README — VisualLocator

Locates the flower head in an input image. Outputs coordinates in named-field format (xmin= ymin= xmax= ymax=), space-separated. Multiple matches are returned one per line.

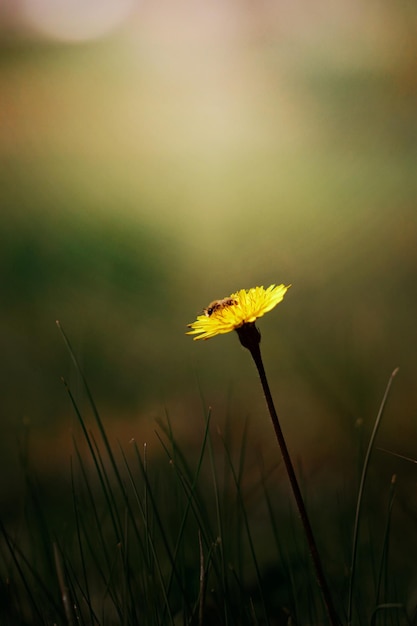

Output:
xmin=187 ymin=284 xmax=290 ymax=341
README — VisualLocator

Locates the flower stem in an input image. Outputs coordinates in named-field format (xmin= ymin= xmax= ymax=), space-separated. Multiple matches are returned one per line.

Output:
xmin=248 ymin=341 xmax=340 ymax=626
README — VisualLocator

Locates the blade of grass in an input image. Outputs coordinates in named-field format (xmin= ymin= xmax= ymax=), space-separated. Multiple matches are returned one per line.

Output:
xmin=71 ymin=436 xmax=114 ymax=583
xmin=62 ymin=549 xmax=101 ymax=626
xmin=197 ymin=528 xmax=206 ymax=626
xmin=53 ymin=541 xmax=76 ymax=626
xmin=63 ymin=373 xmax=146 ymax=621
xmin=220 ymin=414 xmax=250 ymax=585
xmin=259 ymin=465 xmax=299 ymax=623
xmin=204 ymin=409 xmax=231 ymax=626
xmin=57 ymin=323 xmax=136 ymax=540
xmin=375 ymin=474 xmax=397 ymax=606
xmin=370 ymin=603 xmax=411 ymax=626
xmin=70 ymin=457 xmax=97 ymax=625
xmin=219 ymin=430 xmax=270 ymax=626
xmin=347 ymin=367 xmax=399 ymax=626
xmin=0 ymin=521 xmax=65 ymax=622
xmin=59 ymin=323 xmax=153 ymax=621
xmin=118 ymin=443 xmax=170 ymax=626
xmin=155 ymin=409 xmax=217 ymax=606
xmin=192 ymin=381 xmax=233 ymax=625
xmin=156 ymin=411 xmax=203 ymax=491
xmin=71 ymin=435 xmax=125 ymax=621
xmin=0 ymin=521 xmax=46 ymax=623
xmin=122 ymin=440 xmax=178 ymax=626
xmin=62 ymin=377 xmax=123 ymax=544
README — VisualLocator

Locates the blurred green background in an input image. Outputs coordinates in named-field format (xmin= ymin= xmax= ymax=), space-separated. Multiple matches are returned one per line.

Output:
xmin=1 ymin=1 xmax=416 ymax=526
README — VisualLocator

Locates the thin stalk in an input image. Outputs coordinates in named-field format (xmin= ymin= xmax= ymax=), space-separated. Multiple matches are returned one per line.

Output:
xmin=376 ymin=474 xmax=397 ymax=605
xmin=198 ymin=529 xmax=206 ymax=626
xmin=205 ymin=411 xmax=230 ymax=626
xmin=53 ymin=542 xmax=76 ymax=626
xmin=240 ymin=329 xmax=340 ymax=626
xmin=347 ymin=367 xmax=399 ymax=626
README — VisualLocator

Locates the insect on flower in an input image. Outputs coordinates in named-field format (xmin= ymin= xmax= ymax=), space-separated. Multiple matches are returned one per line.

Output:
xmin=204 ymin=298 xmax=238 ymax=317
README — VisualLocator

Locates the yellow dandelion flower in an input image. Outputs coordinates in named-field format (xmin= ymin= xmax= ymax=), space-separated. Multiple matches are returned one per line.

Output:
xmin=187 ymin=284 xmax=291 ymax=341
xmin=186 ymin=283 xmax=340 ymax=625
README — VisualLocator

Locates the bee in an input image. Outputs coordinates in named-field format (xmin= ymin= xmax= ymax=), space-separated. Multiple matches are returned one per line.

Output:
xmin=204 ymin=297 xmax=238 ymax=317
